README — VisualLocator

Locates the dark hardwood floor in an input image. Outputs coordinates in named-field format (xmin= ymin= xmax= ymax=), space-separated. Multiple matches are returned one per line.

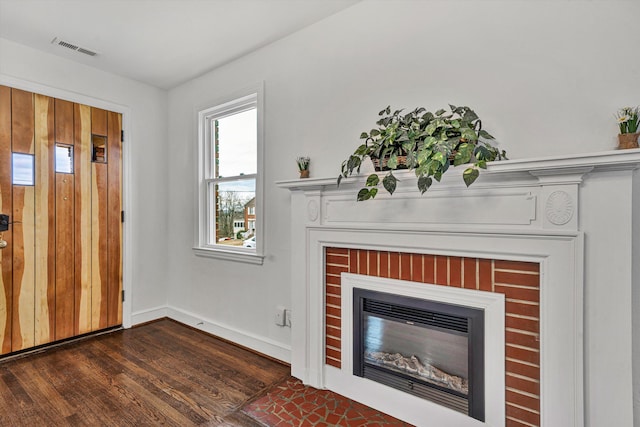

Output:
xmin=0 ymin=319 xmax=290 ymax=426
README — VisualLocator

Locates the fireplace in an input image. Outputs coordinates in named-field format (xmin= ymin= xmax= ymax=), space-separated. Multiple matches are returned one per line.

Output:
xmin=278 ymin=151 xmax=640 ymax=426
xmin=352 ymin=288 xmax=485 ymax=420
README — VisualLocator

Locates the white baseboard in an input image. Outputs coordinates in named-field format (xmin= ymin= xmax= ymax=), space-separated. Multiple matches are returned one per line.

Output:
xmin=131 ymin=306 xmax=168 ymax=325
xmin=130 ymin=305 xmax=291 ymax=364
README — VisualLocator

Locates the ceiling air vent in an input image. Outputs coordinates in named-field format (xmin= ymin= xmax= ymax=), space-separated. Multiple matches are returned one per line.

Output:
xmin=51 ymin=37 xmax=98 ymax=57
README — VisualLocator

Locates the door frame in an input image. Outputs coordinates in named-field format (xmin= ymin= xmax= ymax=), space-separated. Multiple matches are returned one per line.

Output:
xmin=0 ymin=73 xmax=132 ymax=329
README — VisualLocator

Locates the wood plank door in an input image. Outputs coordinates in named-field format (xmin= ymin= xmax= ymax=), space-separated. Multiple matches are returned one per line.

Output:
xmin=0 ymin=86 xmax=122 ymax=355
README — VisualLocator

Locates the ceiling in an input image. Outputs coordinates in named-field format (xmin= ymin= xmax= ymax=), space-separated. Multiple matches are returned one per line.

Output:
xmin=0 ymin=0 xmax=359 ymax=89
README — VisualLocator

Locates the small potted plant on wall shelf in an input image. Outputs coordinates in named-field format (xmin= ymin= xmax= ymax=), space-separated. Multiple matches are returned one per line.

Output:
xmin=337 ymin=105 xmax=507 ymax=201
xmin=616 ymin=107 xmax=639 ymax=149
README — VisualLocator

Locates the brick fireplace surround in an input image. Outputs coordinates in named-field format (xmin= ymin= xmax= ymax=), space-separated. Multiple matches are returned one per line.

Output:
xmin=325 ymin=248 xmax=540 ymax=426
xmin=278 ymin=150 xmax=640 ymax=427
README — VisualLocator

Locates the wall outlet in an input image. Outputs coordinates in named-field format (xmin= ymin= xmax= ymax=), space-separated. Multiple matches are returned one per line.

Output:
xmin=285 ymin=309 xmax=292 ymax=327
xmin=275 ymin=305 xmax=287 ymax=326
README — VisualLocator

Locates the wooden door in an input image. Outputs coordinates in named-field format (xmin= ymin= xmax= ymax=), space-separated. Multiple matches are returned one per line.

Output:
xmin=0 ymin=86 xmax=122 ymax=354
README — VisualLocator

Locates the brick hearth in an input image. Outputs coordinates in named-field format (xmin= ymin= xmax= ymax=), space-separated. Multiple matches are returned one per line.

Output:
xmin=325 ymin=247 xmax=540 ymax=427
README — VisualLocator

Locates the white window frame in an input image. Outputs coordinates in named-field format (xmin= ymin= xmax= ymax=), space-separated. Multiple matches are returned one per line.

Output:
xmin=194 ymin=83 xmax=264 ymax=264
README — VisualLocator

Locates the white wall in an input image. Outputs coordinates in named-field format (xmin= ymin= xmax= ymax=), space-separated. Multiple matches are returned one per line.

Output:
xmin=0 ymin=37 xmax=170 ymax=320
xmin=167 ymin=0 xmax=640 ymax=424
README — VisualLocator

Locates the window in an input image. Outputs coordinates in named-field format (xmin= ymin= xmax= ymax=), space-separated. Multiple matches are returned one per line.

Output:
xmin=195 ymin=85 xmax=264 ymax=264
xmin=12 ymin=153 xmax=34 ymax=185
xmin=55 ymin=144 xmax=74 ymax=173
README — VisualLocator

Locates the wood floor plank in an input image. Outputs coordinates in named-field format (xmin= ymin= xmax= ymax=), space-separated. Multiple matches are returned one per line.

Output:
xmin=0 ymin=319 xmax=290 ymax=426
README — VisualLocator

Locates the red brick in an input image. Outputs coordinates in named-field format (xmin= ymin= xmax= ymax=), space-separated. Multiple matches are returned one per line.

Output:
xmin=326 ymin=336 xmax=341 ymax=349
xmin=463 ymin=258 xmax=477 ymax=289
xmin=495 ymin=260 xmax=540 ymax=273
xmin=411 ymin=254 xmax=423 ymax=282
xmin=326 ymin=283 xmax=341 ymax=297
xmin=326 ymin=253 xmax=350 ymax=266
xmin=326 ymin=272 xmax=342 ymax=285
xmin=435 ymin=256 xmax=448 ymax=285
xmin=506 ymin=390 xmax=540 ymax=412
xmin=506 ymin=359 xmax=539 ymax=381
xmin=325 ymin=346 xmax=341 ymax=361
xmin=326 ymin=295 xmax=341 ymax=307
xmin=506 ymin=301 xmax=539 ymax=318
xmin=389 ymin=252 xmax=400 ymax=279
xmin=369 ymin=251 xmax=379 ymax=276
xmin=326 ymin=324 xmax=340 ymax=339
xmin=495 ymin=285 xmax=539 ymax=303
xmin=400 ymin=253 xmax=411 ymax=281
xmin=349 ymin=249 xmax=358 ymax=273
xmin=506 ymin=330 xmax=539 ymax=350
xmin=495 ymin=271 xmax=540 ymax=288
xmin=506 ymin=316 xmax=539 ymax=335
xmin=326 ymin=264 xmax=348 ymax=277
xmin=506 ymin=345 xmax=540 ymax=365
xmin=326 ymin=315 xmax=341 ymax=328
xmin=506 ymin=403 xmax=540 ymax=426
xmin=379 ymin=251 xmax=389 ymax=278
xmin=326 ymin=305 xmax=341 ymax=318
xmin=479 ymin=258 xmax=493 ymax=291
xmin=327 ymin=247 xmax=348 ymax=256
xmin=423 ymin=254 xmax=435 ymax=283
xmin=358 ymin=250 xmax=368 ymax=275
xmin=506 ymin=374 xmax=540 ymax=396
xmin=450 ymin=257 xmax=462 ymax=287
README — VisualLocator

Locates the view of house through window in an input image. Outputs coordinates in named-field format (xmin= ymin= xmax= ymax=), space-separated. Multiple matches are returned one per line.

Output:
xmin=210 ymin=105 xmax=257 ymax=248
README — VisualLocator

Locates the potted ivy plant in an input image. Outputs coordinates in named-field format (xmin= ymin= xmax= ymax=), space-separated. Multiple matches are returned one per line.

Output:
xmin=338 ymin=105 xmax=507 ymax=201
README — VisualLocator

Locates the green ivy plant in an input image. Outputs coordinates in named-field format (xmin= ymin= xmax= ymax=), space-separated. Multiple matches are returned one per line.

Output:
xmin=338 ymin=105 xmax=507 ymax=201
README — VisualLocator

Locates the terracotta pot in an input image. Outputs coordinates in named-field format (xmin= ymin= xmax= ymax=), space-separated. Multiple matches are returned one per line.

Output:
xmin=371 ymin=156 xmax=408 ymax=171
xmin=299 ymin=169 xmax=310 ymax=179
xmin=618 ymin=133 xmax=639 ymax=149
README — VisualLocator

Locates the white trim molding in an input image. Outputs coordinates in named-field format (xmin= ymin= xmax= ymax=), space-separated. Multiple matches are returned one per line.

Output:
xmin=194 ymin=82 xmax=265 ymax=265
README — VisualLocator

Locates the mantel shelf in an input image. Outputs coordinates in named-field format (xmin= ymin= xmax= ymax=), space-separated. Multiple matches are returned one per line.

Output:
xmin=276 ymin=148 xmax=640 ymax=191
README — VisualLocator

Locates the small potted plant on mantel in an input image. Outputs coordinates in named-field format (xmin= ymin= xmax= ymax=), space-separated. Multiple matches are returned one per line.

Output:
xmin=296 ymin=156 xmax=310 ymax=178
xmin=616 ymin=107 xmax=639 ymax=149
xmin=337 ymin=105 xmax=507 ymax=201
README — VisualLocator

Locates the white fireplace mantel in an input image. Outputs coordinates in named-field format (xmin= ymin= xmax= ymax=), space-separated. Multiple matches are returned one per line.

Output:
xmin=277 ymin=149 xmax=640 ymax=427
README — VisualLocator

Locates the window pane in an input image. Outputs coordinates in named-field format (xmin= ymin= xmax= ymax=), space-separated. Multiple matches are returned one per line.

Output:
xmin=209 ymin=179 xmax=256 ymax=247
xmin=55 ymin=144 xmax=73 ymax=173
xmin=92 ymin=134 xmax=107 ymax=163
xmin=215 ymin=108 xmax=256 ymax=177
xmin=12 ymin=153 xmax=34 ymax=186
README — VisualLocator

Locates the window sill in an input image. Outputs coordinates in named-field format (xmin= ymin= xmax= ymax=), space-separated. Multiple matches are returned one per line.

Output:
xmin=193 ymin=247 xmax=264 ymax=265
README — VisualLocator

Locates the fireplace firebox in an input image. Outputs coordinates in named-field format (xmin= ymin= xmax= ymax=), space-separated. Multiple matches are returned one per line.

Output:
xmin=353 ymin=288 xmax=485 ymax=421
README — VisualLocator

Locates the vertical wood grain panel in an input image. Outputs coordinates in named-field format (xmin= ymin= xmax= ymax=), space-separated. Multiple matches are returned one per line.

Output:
xmin=55 ymin=173 xmax=74 ymax=340
xmin=74 ymin=104 xmax=92 ymax=335
xmin=91 ymin=164 xmax=108 ymax=330
xmin=0 ymin=86 xmax=12 ymax=354
xmin=12 ymin=190 xmax=35 ymax=351
xmin=10 ymin=89 xmax=34 ymax=154
xmin=54 ymin=99 xmax=74 ymax=146
xmin=34 ymin=94 xmax=55 ymax=346
xmin=11 ymin=89 xmax=35 ymax=352
xmin=91 ymin=107 xmax=108 ymax=330
xmin=91 ymin=108 xmax=107 ymax=136
xmin=106 ymin=112 xmax=122 ymax=326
